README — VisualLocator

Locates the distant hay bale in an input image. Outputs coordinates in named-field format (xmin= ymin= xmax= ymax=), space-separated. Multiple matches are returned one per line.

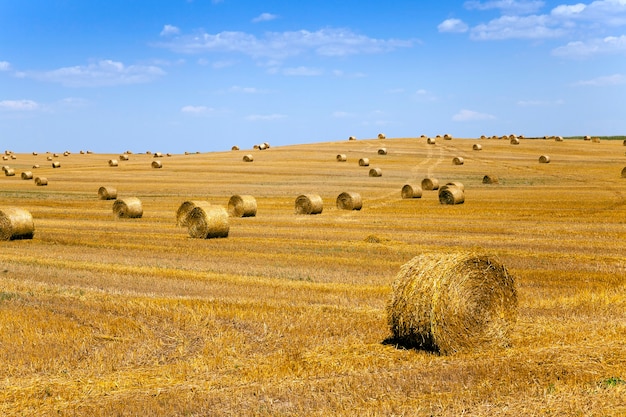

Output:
xmin=166 ymin=153 xmax=172 ymax=157
xmin=358 ymin=158 xmax=370 ymax=166
xmin=258 ymin=143 xmax=267 ymax=150
xmin=622 ymin=167 xmax=626 ymax=178
xmin=472 ymin=144 xmax=482 ymax=151
xmin=10 ymin=155 xmax=16 ymax=160
xmin=421 ymin=178 xmax=439 ymax=191
xmin=369 ymin=168 xmax=382 ymax=177
xmin=263 ymin=142 xmax=270 ymax=149
xmin=483 ymin=175 xmax=499 ymax=184
xmin=491 ymin=135 xmax=498 ymax=140
xmin=401 ymin=184 xmax=422 ymax=199
xmin=510 ymin=137 xmax=520 ymax=145
xmin=231 ymin=145 xmax=240 ymax=151
xmin=555 ymin=136 xmax=563 ymax=142
xmin=480 ymin=135 xmax=487 ymax=140
xmin=119 ymin=154 xmax=129 ymax=161
xmin=386 ymin=252 xmax=517 ymax=354
xmin=151 ymin=160 xmax=162 ymax=168
xmin=539 ymin=155 xmax=551 ymax=164
xmin=348 ymin=136 xmax=357 ymax=141
xmin=592 ymin=137 xmax=600 ymax=143
xmin=32 ymin=164 xmax=40 ymax=169
xmin=295 ymin=194 xmax=323 ymax=215
xmin=53 ymin=153 xmax=59 ymax=157
xmin=1 ymin=156 xmax=8 ymax=161
xmin=176 ymin=200 xmax=212 ymax=227
xmin=427 ymin=137 xmax=436 ymax=145
xmin=228 ymin=195 xmax=257 ymax=217
xmin=452 ymin=157 xmax=464 ymax=165
xmin=336 ymin=154 xmax=347 ymax=162
xmin=52 ymin=161 xmax=60 ymax=168
xmin=112 ymin=197 xmax=143 ymax=218
xmin=4 ymin=168 xmax=15 ymax=177
xmin=35 ymin=177 xmax=48 ymax=186
xmin=377 ymin=148 xmax=387 ymax=155
xmin=187 ymin=205 xmax=230 ymax=239
xmin=336 ymin=192 xmax=362 ymax=211
xmin=243 ymin=154 xmax=254 ymax=162
xmin=153 ymin=152 xmax=163 ymax=158
xmin=508 ymin=134 xmax=517 ymax=140
xmin=1 ymin=165 xmax=8 ymax=172
xmin=21 ymin=171 xmax=33 ymax=180
xmin=46 ymin=156 xmax=53 ymax=161
xmin=32 ymin=152 xmax=38 ymax=156
xmin=108 ymin=159 xmax=119 ymax=167
xmin=623 ymin=140 xmax=626 ymax=146
xmin=378 ymin=133 xmax=386 ymax=139
xmin=0 ymin=207 xmax=35 ymax=240
xmin=439 ymin=186 xmax=465 ymax=205
xmin=443 ymin=133 xmax=452 ymax=140
xmin=584 ymin=135 xmax=591 ymax=141
xmin=98 ymin=186 xmax=117 ymax=200
xmin=86 ymin=150 xmax=93 ymax=154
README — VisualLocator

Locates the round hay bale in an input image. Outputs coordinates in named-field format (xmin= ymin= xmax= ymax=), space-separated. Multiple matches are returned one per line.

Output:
xmin=187 ymin=205 xmax=229 ymax=239
xmin=4 ymin=168 xmax=15 ymax=177
xmin=592 ymin=137 xmax=600 ymax=143
xmin=452 ymin=157 xmax=464 ymax=165
xmin=98 ymin=186 xmax=117 ymax=200
xmin=153 ymin=152 xmax=163 ymax=158
xmin=336 ymin=154 xmax=347 ymax=162
xmin=427 ymin=137 xmax=436 ymax=145
xmin=510 ymin=137 xmax=520 ymax=145
xmin=401 ymin=184 xmax=422 ymax=199
xmin=336 ymin=192 xmax=362 ymax=211
xmin=53 ymin=153 xmax=59 ymax=157
xmin=472 ymin=144 xmax=482 ymax=151
xmin=378 ymin=133 xmax=386 ymax=139
xmin=1 ymin=165 xmax=9 ymax=172
xmin=348 ymin=136 xmax=357 ymax=141
xmin=443 ymin=133 xmax=452 ymax=140
xmin=119 ymin=154 xmax=129 ymax=161
xmin=555 ymin=136 xmax=563 ymax=142
xmin=443 ymin=181 xmax=465 ymax=192
xmin=166 ymin=153 xmax=173 ymax=157
xmin=52 ymin=161 xmax=61 ymax=168
xmin=387 ymin=252 xmax=517 ymax=354
xmin=21 ymin=171 xmax=33 ymax=180
xmin=151 ymin=160 xmax=162 ymax=169
xmin=622 ymin=167 xmax=626 ymax=178
xmin=358 ymin=158 xmax=370 ymax=167
xmin=243 ymin=154 xmax=254 ymax=162
xmin=295 ymin=194 xmax=323 ymax=215
xmin=0 ymin=207 xmax=35 ymax=240
xmin=1 ymin=156 xmax=8 ymax=161
xmin=377 ymin=148 xmax=387 ymax=155
xmin=228 ymin=195 xmax=257 ymax=217
xmin=483 ymin=175 xmax=499 ymax=184
xmin=539 ymin=155 xmax=551 ymax=164
xmin=231 ymin=145 xmax=240 ymax=151
xmin=421 ymin=178 xmax=439 ymax=191
xmin=35 ymin=177 xmax=48 ymax=186
xmin=176 ymin=200 xmax=212 ymax=227
xmin=32 ymin=164 xmax=40 ymax=169
xmin=263 ymin=142 xmax=270 ymax=149
xmin=10 ymin=155 xmax=16 ymax=160
xmin=32 ymin=151 xmax=38 ymax=156
xmin=369 ymin=168 xmax=382 ymax=177
xmin=112 ymin=197 xmax=143 ymax=218
xmin=108 ymin=159 xmax=119 ymax=167
xmin=46 ymin=156 xmax=53 ymax=161
xmin=480 ymin=135 xmax=487 ymax=140
xmin=584 ymin=135 xmax=591 ymax=141
xmin=439 ymin=186 xmax=465 ymax=205
xmin=258 ymin=143 xmax=267 ymax=150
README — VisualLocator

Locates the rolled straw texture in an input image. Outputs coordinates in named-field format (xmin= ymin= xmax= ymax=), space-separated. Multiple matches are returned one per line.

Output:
xmin=108 ymin=159 xmax=119 ymax=167
xmin=52 ymin=161 xmax=61 ymax=168
xmin=358 ymin=158 xmax=370 ymax=167
xmin=243 ymin=154 xmax=254 ymax=162
xmin=387 ymin=252 xmax=517 ymax=355
xmin=510 ymin=138 xmax=520 ymax=145
xmin=232 ymin=145 xmax=240 ymax=151
xmin=439 ymin=186 xmax=465 ymax=205
xmin=443 ymin=182 xmax=465 ymax=192
xmin=378 ymin=148 xmax=387 ymax=155
xmin=369 ymin=168 xmax=382 ymax=177
xmin=539 ymin=155 xmax=551 ymax=163
xmin=176 ymin=201 xmax=212 ymax=227
xmin=378 ymin=133 xmax=386 ymax=139
xmin=473 ymin=144 xmax=482 ymax=151
xmin=336 ymin=154 xmax=347 ymax=162
xmin=228 ymin=195 xmax=257 ymax=217
xmin=452 ymin=157 xmax=464 ymax=165
xmin=152 ymin=160 xmax=162 ymax=168
xmin=336 ymin=192 xmax=362 ymax=211
xmin=0 ymin=207 xmax=34 ymax=240
xmin=21 ymin=171 xmax=33 ymax=180
xmin=119 ymin=154 xmax=129 ymax=161
xmin=113 ymin=197 xmax=143 ymax=218
xmin=4 ymin=168 xmax=15 ymax=177
xmin=421 ymin=178 xmax=439 ymax=191
xmin=427 ymin=137 xmax=436 ymax=145
xmin=98 ymin=186 xmax=117 ymax=200
xmin=35 ymin=177 xmax=48 ymax=186
xmin=621 ymin=167 xmax=626 ymax=178
xmin=483 ymin=175 xmax=499 ymax=184
xmin=401 ymin=184 xmax=422 ymax=199
xmin=187 ymin=205 xmax=229 ymax=239
xmin=295 ymin=194 xmax=323 ymax=215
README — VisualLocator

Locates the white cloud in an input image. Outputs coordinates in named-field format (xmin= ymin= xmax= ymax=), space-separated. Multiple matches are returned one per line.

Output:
xmin=464 ymin=0 xmax=546 ymax=14
xmin=229 ymin=85 xmax=267 ymax=93
xmin=282 ymin=66 xmax=323 ymax=76
xmin=452 ymin=109 xmax=496 ymax=121
xmin=160 ymin=24 xmax=180 ymax=37
xmin=181 ymin=105 xmax=214 ymax=114
xmin=552 ymin=34 xmax=626 ymax=57
xmin=0 ymin=61 xmax=10 ymax=71
xmin=573 ymin=73 xmax=626 ymax=85
xmin=471 ymin=14 xmax=564 ymax=40
xmin=551 ymin=3 xmax=587 ymax=17
xmin=0 ymin=99 xmax=40 ymax=111
xmin=517 ymin=98 xmax=565 ymax=106
xmin=246 ymin=113 xmax=286 ymax=121
xmin=252 ymin=13 xmax=278 ymax=23
xmin=438 ymin=18 xmax=470 ymax=33
xmin=551 ymin=0 xmax=626 ymax=26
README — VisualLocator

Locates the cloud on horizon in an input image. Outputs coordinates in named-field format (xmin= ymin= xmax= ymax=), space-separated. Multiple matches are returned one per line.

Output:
xmin=452 ymin=109 xmax=496 ymax=121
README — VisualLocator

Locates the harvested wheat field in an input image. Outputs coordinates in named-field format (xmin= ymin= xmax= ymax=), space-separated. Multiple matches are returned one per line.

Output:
xmin=0 ymin=137 xmax=625 ymax=416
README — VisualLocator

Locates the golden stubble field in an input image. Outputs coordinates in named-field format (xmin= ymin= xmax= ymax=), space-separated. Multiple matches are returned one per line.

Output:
xmin=1 ymin=136 xmax=625 ymax=416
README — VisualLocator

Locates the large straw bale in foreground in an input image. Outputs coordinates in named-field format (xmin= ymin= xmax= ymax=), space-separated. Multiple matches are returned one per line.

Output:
xmin=336 ymin=192 xmax=362 ymax=211
xmin=401 ymin=184 xmax=422 ymax=199
xmin=187 ymin=205 xmax=229 ymax=238
xmin=176 ymin=201 xmax=212 ymax=227
xmin=295 ymin=194 xmax=323 ymax=215
xmin=387 ymin=252 xmax=517 ymax=355
xmin=228 ymin=195 xmax=257 ymax=217
xmin=0 ymin=207 xmax=35 ymax=240
xmin=439 ymin=185 xmax=465 ymax=205
xmin=113 ymin=197 xmax=143 ymax=218
xmin=98 ymin=186 xmax=117 ymax=200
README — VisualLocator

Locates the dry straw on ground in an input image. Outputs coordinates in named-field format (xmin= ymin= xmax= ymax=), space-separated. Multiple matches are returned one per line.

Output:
xmin=98 ymin=186 xmax=117 ymax=200
xmin=369 ymin=168 xmax=382 ymax=177
xmin=539 ymin=155 xmax=551 ymax=164
xmin=21 ymin=171 xmax=33 ymax=180
xmin=152 ymin=161 xmax=163 ymax=169
xmin=387 ymin=252 xmax=517 ymax=355
xmin=336 ymin=192 xmax=362 ymax=211
xmin=336 ymin=154 xmax=347 ymax=162
xmin=228 ymin=195 xmax=257 ymax=217
xmin=358 ymin=158 xmax=370 ymax=167
xmin=186 ymin=205 xmax=229 ymax=239
xmin=401 ymin=184 xmax=422 ymax=199
xmin=378 ymin=148 xmax=387 ymax=155
xmin=113 ymin=197 xmax=143 ymax=218
xmin=34 ymin=177 xmax=48 ymax=186
xmin=439 ymin=185 xmax=465 ymax=205
xmin=243 ymin=154 xmax=254 ymax=162
xmin=295 ymin=194 xmax=323 ymax=215
xmin=0 ymin=207 xmax=35 ymax=240
xmin=176 ymin=201 xmax=212 ymax=227
xmin=421 ymin=177 xmax=439 ymax=191
xmin=453 ymin=157 xmax=464 ymax=165
xmin=483 ymin=174 xmax=499 ymax=184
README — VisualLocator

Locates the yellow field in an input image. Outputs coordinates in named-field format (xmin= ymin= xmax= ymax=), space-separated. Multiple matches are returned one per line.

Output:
xmin=1 ymin=137 xmax=625 ymax=416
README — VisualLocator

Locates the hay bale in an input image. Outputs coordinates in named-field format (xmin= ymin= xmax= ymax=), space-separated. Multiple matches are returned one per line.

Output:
xmin=555 ymin=136 xmax=563 ymax=142
xmin=378 ymin=148 xmax=387 ymax=155
xmin=35 ymin=177 xmax=48 ymax=186
xmin=176 ymin=200 xmax=212 ymax=227
xmin=443 ymin=133 xmax=452 ymax=140
xmin=480 ymin=135 xmax=487 ymax=140
xmin=539 ymin=155 xmax=551 ymax=164
xmin=369 ymin=168 xmax=382 ymax=177
xmin=187 ymin=205 xmax=229 ymax=238
xmin=295 ymin=194 xmax=323 ymax=215
xmin=228 ymin=195 xmax=257 ymax=217
xmin=119 ymin=154 xmax=129 ymax=161
xmin=472 ymin=144 xmax=482 ymax=151
xmin=231 ymin=145 xmax=240 ymax=151
xmin=421 ymin=178 xmax=439 ymax=191
xmin=0 ymin=207 xmax=35 ymax=240
xmin=153 ymin=152 xmax=163 ymax=158
xmin=10 ymin=155 xmax=16 ymax=160
xmin=387 ymin=252 xmax=517 ymax=354
xmin=1 ymin=165 xmax=9 ymax=172
xmin=378 ymin=133 xmax=386 ymax=139
xmin=52 ymin=161 xmax=61 ymax=168
xmin=443 ymin=181 xmax=465 ymax=192
xmin=348 ymin=136 xmax=357 ymax=141
xmin=336 ymin=192 xmax=362 ymax=211
xmin=152 ymin=160 xmax=162 ymax=168
xmin=592 ymin=137 xmax=600 ymax=143
xmin=622 ymin=140 xmax=626 ymax=146
xmin=258 ymin=143 xmax=268 ymax=150
xmin=510 ymin=137 xmax=520 ymax=145
xmin=439 ymin=186 xmax=465 ymax=205
xmin=4 ymin=168 xmax=15 ymax=177
xmin=243 ymin=154 xmax=254 ymax=162
xmin=46 ymin=156 xmax=53 ymax=161
xmin=108 ymin=159 xmax=119 ymax=167
xmin=358 ymin=158 xmax=370 ymax=167
xmin=32 ymin=164 xmax=40 ymax=169
xmin=336 ymin=154 xmax=347 ymax=162
xmin=21 ymin=171 xmax=33 ymax=180
xmin=112 ymin=197 xmax=143 ymax=218
xmin=2 ymin=156 xmax=8 ymax=161
xmin=53 ymin=153 xmax=59 ymax=157
xmin=98 ymin=186 xmax=117 ymax=200
xmin=622 ymin=167 xmax=626 ymax=178
xmin=401 ymin=184 xmax=422 ymax=199
xmin=483 ymin=175 xmax=499 ymax=184
xmin=452 ymin=157 xmax=464 ymax=165
xmin=263 ymin=142 xmax=270 ymax=149
xmin=584 ymin=135 xmax=591 ymax=141
xmin=427 ymin=137 xmax=436 ymax=145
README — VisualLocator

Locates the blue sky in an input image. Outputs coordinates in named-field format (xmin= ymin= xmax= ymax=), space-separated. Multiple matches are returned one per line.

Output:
xmin=1 ymin=0 xmax=625 ymax=153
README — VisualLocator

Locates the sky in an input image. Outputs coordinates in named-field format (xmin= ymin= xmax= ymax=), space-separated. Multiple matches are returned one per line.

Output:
xmin=1 ymin=0 xmax=625 ymax=153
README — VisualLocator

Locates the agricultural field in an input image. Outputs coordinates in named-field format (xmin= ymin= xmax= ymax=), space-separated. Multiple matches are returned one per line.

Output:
xmin=1 ymin=136 xmax=625 ymax=416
